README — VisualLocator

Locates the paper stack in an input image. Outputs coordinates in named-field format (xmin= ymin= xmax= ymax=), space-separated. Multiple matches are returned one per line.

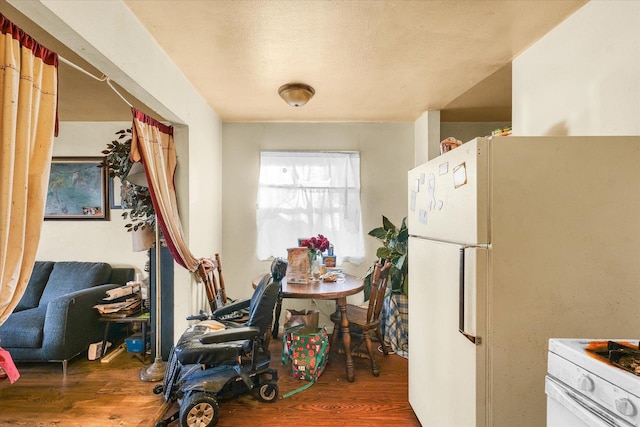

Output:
xmin=94 ymin=282 xmax=142 ymax=318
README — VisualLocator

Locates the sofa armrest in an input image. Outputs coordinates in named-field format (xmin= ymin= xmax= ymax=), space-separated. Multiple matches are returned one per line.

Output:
xmin=41 ymin=284 xmax=120 ymax=359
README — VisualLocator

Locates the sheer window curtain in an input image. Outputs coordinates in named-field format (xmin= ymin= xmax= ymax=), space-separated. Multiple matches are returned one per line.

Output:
xmin=0 ymin=14 xmax=58 ymax=328
xmin=256 ymin=151 xmax=365 ymax=264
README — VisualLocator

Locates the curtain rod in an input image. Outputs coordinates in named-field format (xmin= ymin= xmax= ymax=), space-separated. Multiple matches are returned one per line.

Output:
xmin=58 ymin=55 xmax=133 ymax=108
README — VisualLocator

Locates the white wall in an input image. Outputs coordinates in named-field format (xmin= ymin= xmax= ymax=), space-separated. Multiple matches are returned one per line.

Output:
xmin=513 ymin=0 xmax=640 ymax=136
xmin=414 ymin=111 xmax=441 ymax=165
xmin=37 ymin=122 xmax=149 ymax=275
xmin=221 ymin=122 xmax=414 ymax=328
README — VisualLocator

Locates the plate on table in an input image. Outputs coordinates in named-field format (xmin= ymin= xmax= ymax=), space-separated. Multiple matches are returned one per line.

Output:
xmin=321 ymin=272 xmax=345 ymax=282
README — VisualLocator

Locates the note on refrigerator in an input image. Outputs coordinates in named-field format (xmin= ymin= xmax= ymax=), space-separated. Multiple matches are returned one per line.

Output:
xmin=453 ymin=162 xmax=467 ymax=188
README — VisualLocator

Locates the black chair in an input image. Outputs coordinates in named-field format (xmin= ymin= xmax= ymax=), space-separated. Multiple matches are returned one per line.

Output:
xmin=153 ymin=258 xmax=287 ymax=427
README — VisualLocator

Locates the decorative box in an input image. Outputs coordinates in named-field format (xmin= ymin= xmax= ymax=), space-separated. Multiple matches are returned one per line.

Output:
xmin=322 ymin=255 xmax=336 ymax=268
xmin=125 ymin=333 xmax=149 ymax=353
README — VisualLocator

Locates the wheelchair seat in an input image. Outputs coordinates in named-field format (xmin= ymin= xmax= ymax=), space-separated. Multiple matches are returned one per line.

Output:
xmin=173 ymin=276 xmax=279 ymax=367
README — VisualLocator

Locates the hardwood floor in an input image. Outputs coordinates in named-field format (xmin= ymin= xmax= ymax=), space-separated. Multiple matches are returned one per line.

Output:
xmin=0 ymin=338 xmax=420 ymax=426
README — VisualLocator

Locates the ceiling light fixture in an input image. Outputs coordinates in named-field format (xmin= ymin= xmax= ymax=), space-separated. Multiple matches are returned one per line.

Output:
xmin=278 ymin=83 xmax=315 ymax=107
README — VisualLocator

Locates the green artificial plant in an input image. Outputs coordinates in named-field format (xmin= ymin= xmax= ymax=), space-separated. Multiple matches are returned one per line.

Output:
xmin=363 ymin=215 xmax=409 ymax=299
xmin=100 ymin=128 xmax=155 ymax=232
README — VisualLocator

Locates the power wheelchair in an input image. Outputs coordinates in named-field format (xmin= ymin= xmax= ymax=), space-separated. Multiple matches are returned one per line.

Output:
xmin=153 ymin=258 xmax=287 ymax=427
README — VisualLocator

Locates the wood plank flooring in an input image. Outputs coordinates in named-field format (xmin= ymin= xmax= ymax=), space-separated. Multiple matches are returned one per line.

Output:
xmin=0 ymin=338 xmax=420 ymax=427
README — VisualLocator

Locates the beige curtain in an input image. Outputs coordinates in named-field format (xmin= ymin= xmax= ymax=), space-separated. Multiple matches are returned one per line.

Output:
xmin=0 ymin=15 xmax=58 ymax=326
xmin=130 ymin=109 xmax=219 ymax=307
xmin=130 ymin=108 xmax=199 ymax=270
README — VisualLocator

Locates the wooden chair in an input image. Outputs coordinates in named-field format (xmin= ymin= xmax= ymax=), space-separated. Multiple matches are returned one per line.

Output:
xmin=330 ymin=258 xmax=392 ymax=377
xmin=197 ymin=253 xmax=228 ymax=311
xmin=213 ymin=253 xmax=228 ymax=306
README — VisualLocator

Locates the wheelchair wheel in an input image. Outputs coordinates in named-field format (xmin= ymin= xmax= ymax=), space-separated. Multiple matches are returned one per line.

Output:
xmin=180 ymin=392 xmax=219 ymax=427
xmin=254 ymin=381 xmax=279 ymax=403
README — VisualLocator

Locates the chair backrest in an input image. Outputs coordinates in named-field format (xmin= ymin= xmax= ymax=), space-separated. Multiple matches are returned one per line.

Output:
xmin=248 ymin=273 xmax=271 ymax=312
xmin=270 ymin=256 xmax=287 ymax=281
xmin=245 ymin=279 xmax=280 ymax=337
xmin=245 ymin=257 xmax=287 ymax=336
xmin=214 ymin=253 xmax=227 ymax=304
xmin=366 ymin=258 xmax=391 ymax=324
xmin=198 ymin=254 xmax=228 ymax=311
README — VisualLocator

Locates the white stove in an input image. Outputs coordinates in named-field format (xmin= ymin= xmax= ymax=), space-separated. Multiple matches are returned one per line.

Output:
xmin=547 ymin=339 xmax=640 ymax=427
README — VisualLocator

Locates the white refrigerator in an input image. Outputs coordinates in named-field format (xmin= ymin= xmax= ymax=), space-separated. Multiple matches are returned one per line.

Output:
xmin=407 ymin=136 xmax=640 ymax=427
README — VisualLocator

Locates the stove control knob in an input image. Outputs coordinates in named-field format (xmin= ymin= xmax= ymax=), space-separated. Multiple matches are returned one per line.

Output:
xmin=577 ymin=374 xmax=594 ymax=392
xmin=615 ymin=398 xmax=636 ymax=416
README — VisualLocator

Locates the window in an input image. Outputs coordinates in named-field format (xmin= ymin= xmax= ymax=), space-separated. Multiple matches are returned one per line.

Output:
xmin=256 ymin=151 xmax=364 ymax=264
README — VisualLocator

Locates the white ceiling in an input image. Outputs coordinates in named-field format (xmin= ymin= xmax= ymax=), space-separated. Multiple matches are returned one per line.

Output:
xmin=2 ymin=0 xmax=587 ymax=123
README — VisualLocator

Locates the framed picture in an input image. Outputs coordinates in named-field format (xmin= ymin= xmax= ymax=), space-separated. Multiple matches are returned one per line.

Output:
xmin=45 ymin=157 xmax=109 ymax=220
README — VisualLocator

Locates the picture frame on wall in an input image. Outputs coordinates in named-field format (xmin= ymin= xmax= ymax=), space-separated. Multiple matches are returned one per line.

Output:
xmin=44 ymin=157 xmax=109 ymax=220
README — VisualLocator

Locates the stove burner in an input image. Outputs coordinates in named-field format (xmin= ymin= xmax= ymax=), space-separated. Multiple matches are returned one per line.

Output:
xmin=588 ymin=341 xmax=640 ymax=376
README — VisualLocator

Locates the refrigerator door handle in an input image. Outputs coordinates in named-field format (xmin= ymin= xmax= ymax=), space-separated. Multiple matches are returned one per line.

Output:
xmin=459 ymin=247 xmax=480 ymax=345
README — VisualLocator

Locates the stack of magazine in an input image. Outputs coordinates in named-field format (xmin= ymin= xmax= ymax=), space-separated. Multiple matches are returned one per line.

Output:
xmin=93 ymin=282 xmax=142 ymax=318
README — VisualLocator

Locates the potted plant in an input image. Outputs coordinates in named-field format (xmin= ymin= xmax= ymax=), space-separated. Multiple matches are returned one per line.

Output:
xmin=363 ymin=215 xmax=409 ymax=358
xmin=100 ymin=128 xmax=155 ymax=233
xmin=363 ymin=215 xmax=408 ymax=299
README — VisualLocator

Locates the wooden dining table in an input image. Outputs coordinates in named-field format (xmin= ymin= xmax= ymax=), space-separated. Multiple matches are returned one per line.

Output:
xmin=253 ymin=273 xmax=364 ymax=382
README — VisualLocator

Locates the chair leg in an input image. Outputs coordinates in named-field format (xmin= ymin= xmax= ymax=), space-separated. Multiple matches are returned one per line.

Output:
xmin=62 ymin=360 xmax=68 ymax=375
xmin=374 ymin=327 xmax=390 ymax=355
xmin=329 ymin=321 xmax=340 ymax=361
xmin=362 ymin=330 xmax=379 ymax=377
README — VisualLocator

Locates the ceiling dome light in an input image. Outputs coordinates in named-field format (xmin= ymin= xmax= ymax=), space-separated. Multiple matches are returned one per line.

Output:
xmin=278 ymin=83 xmax=315 ymax=107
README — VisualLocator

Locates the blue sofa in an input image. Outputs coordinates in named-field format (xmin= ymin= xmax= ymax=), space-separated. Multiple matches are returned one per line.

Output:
xmin=0 ymin=261 xmax=134 ymax=373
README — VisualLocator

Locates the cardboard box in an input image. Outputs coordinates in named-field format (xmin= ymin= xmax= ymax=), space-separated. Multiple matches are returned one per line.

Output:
xmin=322 ymin=255 xmax=336 ymax=268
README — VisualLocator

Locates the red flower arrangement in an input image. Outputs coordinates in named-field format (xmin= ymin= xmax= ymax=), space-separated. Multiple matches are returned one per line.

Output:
xmin=301 ymin=234 xmax=330 ymax=254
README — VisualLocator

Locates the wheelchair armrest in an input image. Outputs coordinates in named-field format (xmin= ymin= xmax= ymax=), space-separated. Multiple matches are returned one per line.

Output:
xmin=199 ymin=326 xmax=261 ymax=344
xmin=212 ymin=298 xmax=250 ymax=317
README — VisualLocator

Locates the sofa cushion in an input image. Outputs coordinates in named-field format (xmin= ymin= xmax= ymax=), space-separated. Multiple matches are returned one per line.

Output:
xmin=0 ymin=306 xmax=46 ymax=348
xmin=39 ymin=262 xmax=112 ymax=307
xmin=15 ymin=261 xmax=55 ymax=311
